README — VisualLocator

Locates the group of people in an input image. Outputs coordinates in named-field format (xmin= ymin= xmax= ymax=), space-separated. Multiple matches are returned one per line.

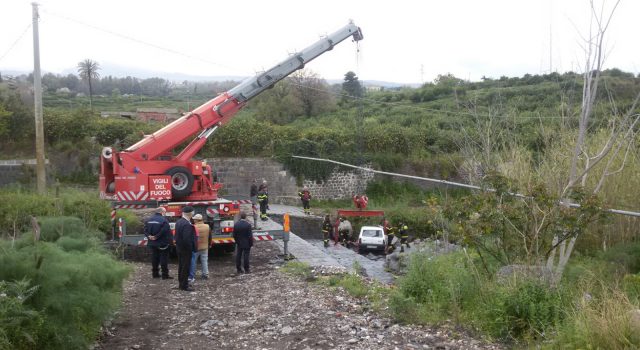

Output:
xmin=381 ymin=217 xmax=411 ymax=253
xmin=320 ymin=214 xmax=411 ymax=253
xmin=250 ymin=179 xmax=314 ymax=221
xmin=143 ymin=206 xmax=254 ymax=292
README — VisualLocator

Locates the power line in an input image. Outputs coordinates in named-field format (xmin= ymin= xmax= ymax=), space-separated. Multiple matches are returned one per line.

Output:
xmin=38 ymin=9 xmax=587 ymax=122
xmin=0 ymin=23 xmax=32 ymax=64
xmin=41 ymin=9 xmax=246 ymax=75
xmin=292 ymin=155 xmax=640 ymax=218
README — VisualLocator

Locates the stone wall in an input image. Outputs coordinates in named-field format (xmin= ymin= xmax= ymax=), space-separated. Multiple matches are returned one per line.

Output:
xmin=302 ymin=168 xmax=375 ymax=200
xmin=207 ymin=158 xmax=299 ymax=204
xmin=0 ymin=159 xmax=51 ymax=186
xmin=207 ymin=158 xmax=375 ymax=203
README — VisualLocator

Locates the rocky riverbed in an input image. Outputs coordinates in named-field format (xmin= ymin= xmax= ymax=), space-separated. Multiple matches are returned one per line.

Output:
xmin=98 ymin=241 xmax=501 ymax=350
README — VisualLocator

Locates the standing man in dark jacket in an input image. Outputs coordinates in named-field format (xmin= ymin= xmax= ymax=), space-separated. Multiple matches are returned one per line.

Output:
xmin=250 ymin=179 xmax=259 ymax=201
xmin=233 ymin=212 xmax=253 ymax=274
xmin=144 ymin=207 xmax=172 ymax=279
xmin=174 ymin=206 xmax=197 ymax=291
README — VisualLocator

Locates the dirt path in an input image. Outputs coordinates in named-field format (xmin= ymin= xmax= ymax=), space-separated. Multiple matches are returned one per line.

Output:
xmin=98 ymin=241 xmax=500 ymax=350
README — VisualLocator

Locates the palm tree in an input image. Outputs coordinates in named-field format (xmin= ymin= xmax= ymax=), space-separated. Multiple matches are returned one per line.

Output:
xmin=77 ymin=59 xmax=100 ymax=109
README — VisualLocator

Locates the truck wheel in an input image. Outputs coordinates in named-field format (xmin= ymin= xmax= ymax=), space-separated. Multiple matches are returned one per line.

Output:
xmin=165 ymin=167 xmax=194 ymax=198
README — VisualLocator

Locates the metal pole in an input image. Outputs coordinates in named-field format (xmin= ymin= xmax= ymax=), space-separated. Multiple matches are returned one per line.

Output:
xmin=283 ymin=213 xmax=290 ymax=259
xmin=292 ymin=155 xmax=640 ymax=218
xmin=32 ymin=2 xmax=46 ymax=194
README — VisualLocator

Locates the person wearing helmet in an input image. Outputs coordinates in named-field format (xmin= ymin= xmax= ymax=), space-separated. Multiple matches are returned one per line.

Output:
xmin=298 ymin=186 xmax=312 ymax=215
xmin=385 ymin=224 xmax=396 ymax=255
xmin=399 ymin=222 xmax=410 ymax=252
xmin=257 ymin=187 xmax=269 ymax=221
xmin=321 ymin=214 xmax=333 ymax=248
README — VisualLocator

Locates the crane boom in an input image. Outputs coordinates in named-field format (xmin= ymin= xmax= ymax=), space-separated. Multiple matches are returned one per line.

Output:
xmin=100 ymin=22 xmax=363 ymax=203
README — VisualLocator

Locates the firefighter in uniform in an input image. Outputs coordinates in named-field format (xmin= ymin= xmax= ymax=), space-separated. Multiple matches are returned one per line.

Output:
xmin=298 ymin=187 xmax=312 ymax=215
xmin=321 ymin=214 xmax=333 ymax=248
xmin=257 ymin=189 xmax=269 ymax=221
xmin=399 ymin=222 xmax=410 ymax=252
xmin=385 ymin=224 xmax=396 ymax=254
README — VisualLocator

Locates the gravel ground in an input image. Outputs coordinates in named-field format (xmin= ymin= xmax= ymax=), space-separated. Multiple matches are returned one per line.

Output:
xmin=97 ymin=241 xmax=502 ymax=350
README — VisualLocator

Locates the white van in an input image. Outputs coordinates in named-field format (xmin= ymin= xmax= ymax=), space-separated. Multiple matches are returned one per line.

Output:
xmin=357 ymin=226 xmax=387 ymax=252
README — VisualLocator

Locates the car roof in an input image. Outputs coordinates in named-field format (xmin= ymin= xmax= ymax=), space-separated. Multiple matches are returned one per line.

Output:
xmin=360 ymin=225 xmax=383 ymax=231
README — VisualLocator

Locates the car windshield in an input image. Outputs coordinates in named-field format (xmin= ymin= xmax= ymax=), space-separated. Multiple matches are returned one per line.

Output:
xmin=362 ymin=230 xmax=382 ymax=237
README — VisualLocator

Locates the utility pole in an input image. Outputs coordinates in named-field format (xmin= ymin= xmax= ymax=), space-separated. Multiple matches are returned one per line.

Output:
xmin=32 ymin=2 xmax=46 ymax=194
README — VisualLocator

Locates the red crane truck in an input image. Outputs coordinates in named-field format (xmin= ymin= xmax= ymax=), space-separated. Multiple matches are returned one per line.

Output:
xmin=100 ymin=22 xmax=364 ymax=248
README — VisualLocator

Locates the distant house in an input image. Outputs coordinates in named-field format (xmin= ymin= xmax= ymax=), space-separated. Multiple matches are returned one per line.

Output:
xmin=100 ymin=111 xmax=136 ymax=119
xmin=136 ymin=108 xmax=180 ymax=122
xmin=365 ymin=85 xmax=383 ymax=92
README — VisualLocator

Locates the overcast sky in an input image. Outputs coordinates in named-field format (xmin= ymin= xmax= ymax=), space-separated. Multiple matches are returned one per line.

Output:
xmin=1 ymin=0 xmax=638 ymax=84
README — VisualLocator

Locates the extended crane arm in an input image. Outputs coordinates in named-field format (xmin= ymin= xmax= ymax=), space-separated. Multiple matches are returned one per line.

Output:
xmin=125 ymin=22 xmax=363 ymax=162
xmin=228 ymin=22 xmax=363 ymax=103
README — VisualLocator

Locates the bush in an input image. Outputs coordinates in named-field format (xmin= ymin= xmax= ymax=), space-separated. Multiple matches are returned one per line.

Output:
xmin=0 ymin=218 xmax=130 ymax=350
xmin=0 ymin=188 xmax=112 ymax=238
xmin=550 ymin=287 xmax=639 ymax=349
xmin=623 ymin=274 xmax=640 ymax=302
xmin=600 ymin=241 xmax=640 ymax=274
xmin=0 ymin=279 xmax=45 ymax=350
xmin=478 ymin=280 xmax=564 ymax=340
xmin=391 ymin=251 xmax=565 ymax=342
xmin=395 ymin=252 xmax=477 ymax=321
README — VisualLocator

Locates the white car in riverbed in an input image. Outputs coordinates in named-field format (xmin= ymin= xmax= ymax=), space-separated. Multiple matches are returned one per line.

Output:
xmin=357 ymin=226 xmax=387 ymax=252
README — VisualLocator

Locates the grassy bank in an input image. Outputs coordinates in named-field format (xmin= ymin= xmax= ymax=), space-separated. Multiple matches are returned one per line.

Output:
xmin=0 ymin=186 xmax=141 ymax=239
xmin=282 ymin=246 xmax=640 ymax=348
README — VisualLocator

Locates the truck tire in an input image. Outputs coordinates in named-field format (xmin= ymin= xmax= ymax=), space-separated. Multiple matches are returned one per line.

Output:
xmin=165 ymin=166 xmax=194 ymax=198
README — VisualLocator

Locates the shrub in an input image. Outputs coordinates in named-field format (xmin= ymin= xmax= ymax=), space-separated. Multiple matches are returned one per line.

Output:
xmin=550 ymin=287 xmax=639 ymax=349
xmin=623 ymin=274 xmax=640 ymax=302
xmin=391 ymin=251 xmax=565 ymax=342
xmin=0 ymin=218 xmax=130 ymax=350
xmin=0 ymin=279 xmax=45 ymax=350
xmin=395 ymin=252 xmax=477 ymax=320
xmin=0 ymin=188 xmax=112 ymax=238
xmin=480 ymin=280 xmax=564 ymax=340
xmin=601 ymin=241 xmax=640 ymax=274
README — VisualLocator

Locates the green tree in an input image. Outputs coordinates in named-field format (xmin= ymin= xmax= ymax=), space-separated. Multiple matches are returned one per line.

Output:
xmin=0 ymin=104 xmax=11 ymax=137
xmin=77 ymin=59 xmax=100 ymax=109
xmin=251 ymin=79 xmax=300 ymax=124
xmin=290 ymin=69 xmax=334 ymax=117
xmin=342 ymin=71 xmax=363 ymax=101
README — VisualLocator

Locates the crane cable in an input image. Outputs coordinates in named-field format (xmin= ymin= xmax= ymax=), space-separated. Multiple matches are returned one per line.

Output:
xmin=354 ymin=37 xmax=366 ymax=186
